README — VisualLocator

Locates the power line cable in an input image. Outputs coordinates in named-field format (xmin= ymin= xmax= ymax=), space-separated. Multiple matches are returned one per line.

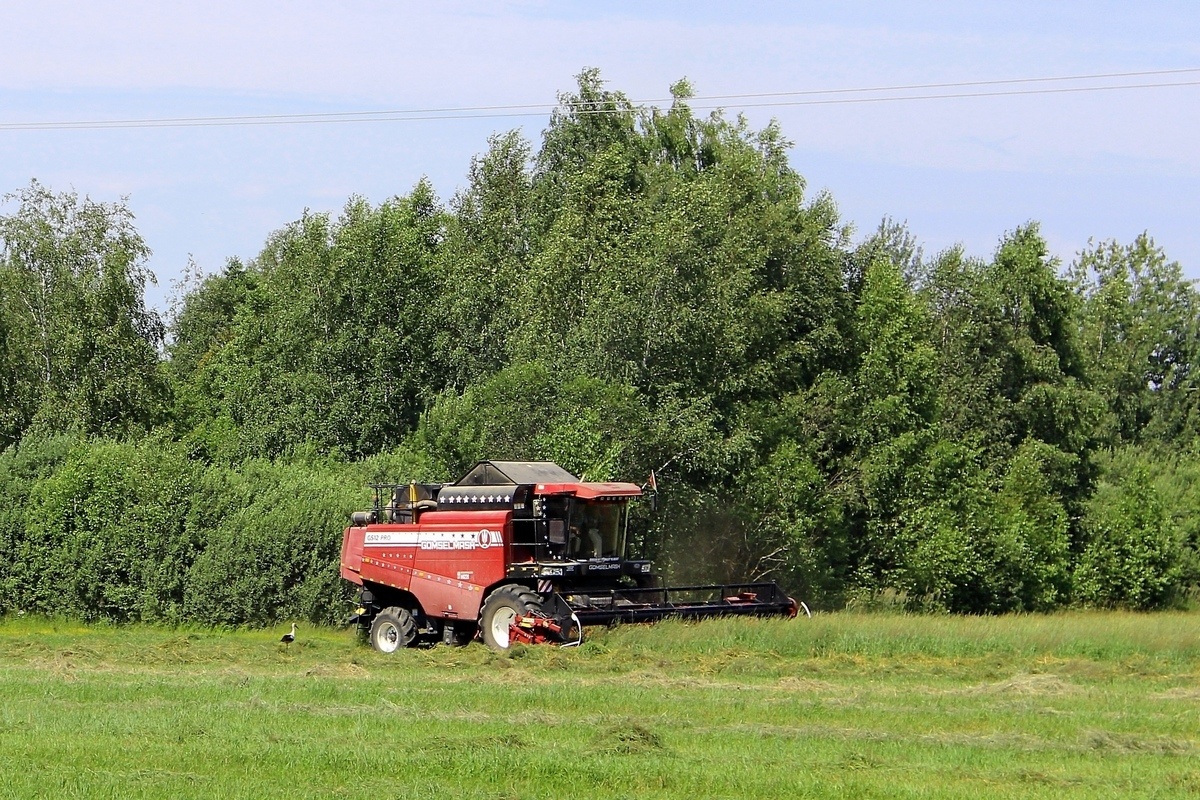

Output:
xmin=0 ymin=67 xmax=1196 ymax=131
xmin=674 ymin=66 xmax=1200 ymax=101
xmin=699 ymin=78 xmax=1200 ymax=111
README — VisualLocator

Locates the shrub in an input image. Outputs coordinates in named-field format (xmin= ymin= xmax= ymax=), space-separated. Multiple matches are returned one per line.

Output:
xmin=13 ymin=438 xmax=197 ymax=621
xmin=1075 ymin=467 xmax=1185 ymax=609
xmin=0 ymin=435 xmax=77 ymax=613
xmin=182 ymin=457 xmax=362 ymax=625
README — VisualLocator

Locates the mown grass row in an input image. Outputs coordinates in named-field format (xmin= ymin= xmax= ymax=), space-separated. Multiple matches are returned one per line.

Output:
xmin=2 ymin=612 xmax=1198 ymax=799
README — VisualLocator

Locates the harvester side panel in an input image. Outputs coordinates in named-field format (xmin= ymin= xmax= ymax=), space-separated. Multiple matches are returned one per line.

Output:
xmin=340 ymin=526 xmax=366 ymax=583
xmin=409 ymin=510 xmax=511 ymax=619
xmin=356 ymin=533 xmax=417 ymax=595
xmin=351 ymin=510 xmax=512 ymax=621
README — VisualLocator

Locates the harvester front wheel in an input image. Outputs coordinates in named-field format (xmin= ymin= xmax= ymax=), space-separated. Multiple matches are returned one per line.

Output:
xmin=369 ymin=607 xmax=417 ymax=653
xmin=480 ymin=585 xmax=541 ymax=651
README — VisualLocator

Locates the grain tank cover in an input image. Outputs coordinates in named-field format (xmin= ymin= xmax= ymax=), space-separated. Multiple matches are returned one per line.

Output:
xmin=456 ymin=461 xmax=579 ymax=486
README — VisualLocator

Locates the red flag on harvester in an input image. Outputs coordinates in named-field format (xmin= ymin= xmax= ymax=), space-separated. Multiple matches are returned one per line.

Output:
xmin=648 ymin=470 xmax=658 ymax=492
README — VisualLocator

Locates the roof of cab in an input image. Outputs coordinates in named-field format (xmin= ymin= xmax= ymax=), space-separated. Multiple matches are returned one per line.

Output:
xmin=454 ymin=460 xmax=642 ymax=498
xmin=455 ymin=460 xmax=578 ymax=486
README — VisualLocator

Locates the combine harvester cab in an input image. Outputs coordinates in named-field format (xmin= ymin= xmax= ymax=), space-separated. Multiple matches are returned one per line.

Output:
xmin=341 ymin=460 xmax=801 ymax=651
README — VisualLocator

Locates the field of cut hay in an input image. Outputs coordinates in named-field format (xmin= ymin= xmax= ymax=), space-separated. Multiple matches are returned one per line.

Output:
xmin=1 ymin=612 xmax=1198 ymax=799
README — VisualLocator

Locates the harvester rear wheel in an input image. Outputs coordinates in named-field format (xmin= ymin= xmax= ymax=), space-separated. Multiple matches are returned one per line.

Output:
xmin=480 ymin=585 xmax=541 ymax=651
xmin=369 ymin=606 xmax=417 ymax=653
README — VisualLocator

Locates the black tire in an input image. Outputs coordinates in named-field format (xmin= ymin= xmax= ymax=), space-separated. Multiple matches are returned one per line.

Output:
xmin=369 ymin=606 xmax=417 ymax=654
xmin=479 ymin=585 xmax=542 ymax=651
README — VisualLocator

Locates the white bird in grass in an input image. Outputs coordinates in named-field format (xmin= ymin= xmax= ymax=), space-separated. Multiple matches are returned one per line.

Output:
xmin=280 ymin=622 xmax=297 ymax=649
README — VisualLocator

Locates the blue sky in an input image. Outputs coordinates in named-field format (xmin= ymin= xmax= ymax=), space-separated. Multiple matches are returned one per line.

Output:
xmin=2 ymin=2 xmax=1197 ymax=310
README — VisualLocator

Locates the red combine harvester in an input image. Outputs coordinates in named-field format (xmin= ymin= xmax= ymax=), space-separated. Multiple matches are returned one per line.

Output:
xmin=341 ymin=460 xmax=800 ymax=651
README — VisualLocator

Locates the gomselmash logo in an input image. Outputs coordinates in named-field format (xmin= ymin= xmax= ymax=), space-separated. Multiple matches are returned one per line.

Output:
xmin=418 ymin=529 xmax=503 ymax=550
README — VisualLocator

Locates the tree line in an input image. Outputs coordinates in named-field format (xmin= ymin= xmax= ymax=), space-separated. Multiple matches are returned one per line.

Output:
xmin=1 ymin=71 xmax=1197 ymax=623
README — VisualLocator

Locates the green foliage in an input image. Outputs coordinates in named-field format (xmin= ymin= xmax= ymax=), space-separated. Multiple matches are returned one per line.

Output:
xmin=0 ymin=181 xmax=166 ymax=445
xmin=171 ymin=185 xmax=448 ymax=459
xmin=436 ymin=131 xmax=537 ymax=388
xmin=924 ymin=229 xmax=1101 ymax=467
xmin=1076 ymin=463 xmax=1187 ymax=609
xmin=862 ymin=434 xmax=989 ymax=610
xmin=10 ymin=438 xmax=196 ymax=621
xmin=413 ymin=361 xmax=653 ymax=481
xmin=1071 ymin=234 xmax=1200 ymax=445
xmin=1134 ymin=448 xmax=1200 ymax=582
xmin=989 ymin=440 xmax=1073 ymax=610
xmin=182 ymin=458 xmax=361 ymax=625
xmin=515 ymin=75 xmax=848 ymax=412
xmin=740 ymin=439 xmax=830 ymax=591
xmin=164 ymin=257 xmax=258 ymax=450
xmin=0 ymin=434 xmax=77 ymax=612
xmin=0 ymin=436 xmax=366 ymax=625
xmin=852 ymin=258 xmax=938 ymax=441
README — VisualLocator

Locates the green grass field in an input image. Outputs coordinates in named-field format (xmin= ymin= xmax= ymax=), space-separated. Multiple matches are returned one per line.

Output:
xmin=1 ymin=612 xmax=1198 ymax=799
